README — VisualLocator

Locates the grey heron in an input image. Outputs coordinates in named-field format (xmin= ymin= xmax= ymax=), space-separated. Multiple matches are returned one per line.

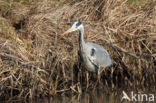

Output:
xmin=61 ymin=21 xmax=114 ymax=88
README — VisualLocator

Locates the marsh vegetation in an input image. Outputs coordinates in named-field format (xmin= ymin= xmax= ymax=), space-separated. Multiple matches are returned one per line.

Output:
xmin=0 ymin=0 xmax=155 ymax=101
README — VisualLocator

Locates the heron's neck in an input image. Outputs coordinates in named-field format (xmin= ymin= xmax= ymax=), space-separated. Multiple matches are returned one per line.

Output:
xmin=78 ymin=27 xmax=85 ymax=49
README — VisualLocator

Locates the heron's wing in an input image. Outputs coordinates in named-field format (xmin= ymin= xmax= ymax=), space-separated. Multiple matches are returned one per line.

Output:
xmin=85 ymin=42 xmax=113 ymax=68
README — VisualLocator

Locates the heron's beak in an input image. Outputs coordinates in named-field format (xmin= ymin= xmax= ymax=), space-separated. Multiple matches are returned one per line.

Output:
xmin=61 ymin=27 xmax=74 ymax=36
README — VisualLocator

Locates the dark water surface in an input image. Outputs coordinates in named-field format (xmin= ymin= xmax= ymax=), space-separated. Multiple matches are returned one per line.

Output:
xmin=47 ymin=90 xmax=155 ymax=103
xmin=6 ymin=88 xmax=155 ymax=103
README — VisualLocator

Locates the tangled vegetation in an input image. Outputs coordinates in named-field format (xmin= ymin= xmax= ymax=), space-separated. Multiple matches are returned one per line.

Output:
xmin=0 ymin=0 xmax=155 ymax=101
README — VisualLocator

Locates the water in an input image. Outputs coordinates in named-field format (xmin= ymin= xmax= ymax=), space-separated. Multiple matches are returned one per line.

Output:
xmin=34 ymin=90 xmax=122 ymax=103
xmin=35 ymin=90 xmax=155 ymax=103
xmin=4 ymin=89 xmax=155 ymax=103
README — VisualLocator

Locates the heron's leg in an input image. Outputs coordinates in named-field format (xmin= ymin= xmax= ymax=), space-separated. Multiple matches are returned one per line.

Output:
xmin=97 ymin=70 xmax=100 ymax=84
xmin=86 ymin=71 xmax=89 ymax=88
xmin=97 ymin=70 xmax=101 ymax=85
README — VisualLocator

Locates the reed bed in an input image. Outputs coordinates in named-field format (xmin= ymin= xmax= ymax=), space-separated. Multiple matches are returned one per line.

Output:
xmin=0 ymin=0 xmax=155 ymax=100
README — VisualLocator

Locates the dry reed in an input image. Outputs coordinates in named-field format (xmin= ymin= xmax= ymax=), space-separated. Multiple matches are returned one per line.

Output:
xmin=0 ymin=0 xmax=155 ymax=101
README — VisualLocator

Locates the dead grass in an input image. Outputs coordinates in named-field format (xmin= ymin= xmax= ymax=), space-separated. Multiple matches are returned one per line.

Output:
xmin=0 ymin=0 xmax=155 ymax=101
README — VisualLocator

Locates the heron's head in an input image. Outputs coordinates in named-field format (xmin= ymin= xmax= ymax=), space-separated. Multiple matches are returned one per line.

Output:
xmin=61 ymin=21 xmax=83 ymax=36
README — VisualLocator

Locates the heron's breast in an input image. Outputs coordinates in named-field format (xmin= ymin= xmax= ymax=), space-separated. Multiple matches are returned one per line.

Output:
xmin=80 ymin=54 xmax=96 ymax=72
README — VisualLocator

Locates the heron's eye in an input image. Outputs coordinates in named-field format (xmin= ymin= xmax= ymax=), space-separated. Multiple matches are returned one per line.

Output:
xmin=76 ymin=21 xmax=82 ymax=27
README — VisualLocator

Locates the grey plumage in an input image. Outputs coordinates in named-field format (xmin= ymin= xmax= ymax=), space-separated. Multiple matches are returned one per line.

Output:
xmin=85 ymin=42 xmax=113 ymax=71
xmin=62 ymin=21 xmax=114 ymax=72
